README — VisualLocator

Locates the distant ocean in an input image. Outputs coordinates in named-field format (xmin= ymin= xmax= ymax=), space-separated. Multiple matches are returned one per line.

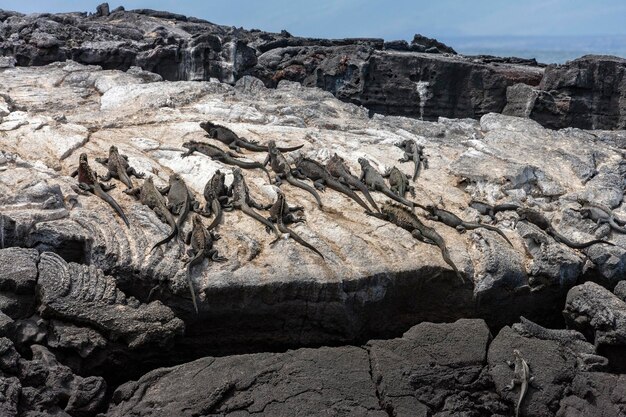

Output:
xmin=438 ymin=35 xmax=626 ymax=64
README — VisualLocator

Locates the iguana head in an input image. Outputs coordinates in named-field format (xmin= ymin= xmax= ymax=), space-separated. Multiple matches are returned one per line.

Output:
xmin=512 ymin=349 xmax=521 ymax=358
xmin=192 ymin=213 xmax=203 ymax=228
xmin=79 ymin=153 xmax=89 ymax=165
xmin=109 ymin=145 xmax=118 ymax=154
xmin=267 ymin=140 xmax=278 ymax=155
xmin=199 ymin=121 xmax=216 ymax=133
xmin=169 ymin=173 xmax=182 ymax=184
xmin=357 ymin=157 xmax=370 ymax=168
xmin=232 ymin=167 xmax=243 ymax=180
xmin=181 ymin=141 xmax=197 ymax=149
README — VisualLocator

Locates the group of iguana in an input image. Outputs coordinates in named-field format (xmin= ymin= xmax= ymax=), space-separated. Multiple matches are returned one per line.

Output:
xmin=71 ymin=122 xmax=621 ymax=316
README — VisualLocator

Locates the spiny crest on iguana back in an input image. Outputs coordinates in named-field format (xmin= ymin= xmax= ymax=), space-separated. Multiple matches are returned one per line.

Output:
xmin=380 ymin=201 xmax=420 ymax=228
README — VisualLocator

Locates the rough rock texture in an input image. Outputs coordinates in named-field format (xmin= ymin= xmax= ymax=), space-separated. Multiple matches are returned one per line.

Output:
xmin=1 ymin=62 xmax=625 ymax=350
xmin=1 ymin=59 xmax=626 ymax=415
xmin=504 ymin=55 xmax=626 ymax=129
xmin=107 ymin=318 xmax=625 ymax=417
xmin=0 ymin=7 xmax=544 ymax=123
xmin=563 ymin=281 xmax=626 ymax=372
xmin=0 ymin=336 xmax=107 ymax=416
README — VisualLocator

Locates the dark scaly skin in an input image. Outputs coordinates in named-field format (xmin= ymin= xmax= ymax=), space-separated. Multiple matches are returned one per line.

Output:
xmin=470 ymin=200 xmax=520 ymax=221
xmin=96 ymin=145 xmax=144 ymax=189
xmin=326 ymin=153 xmax=380 ymax=213
xmin=423 ymin=204 xmax=513 ymax=246
xmin=182 ymin=140 xmax=271 ymax=181
xmin=504 ymin=349 xmax=537 ymax=417
xmin=126 ymin=176 xmax=178 ymax=251
xmin=358 ymin=158 xmax=414 ymax=209
xmin=383 ymin=166 xmax=415 ymax=199
xmin=517 ymin=207 xmax=614 ymax=249
xmin=185 ymin=214 xmax=227 ymax=314
xmin=202 ymin=170 xmax=231 ymax=231
xmin=229 ymin=167 xmax=282 ymax=240
xmin=159 ymin=173 xmax=199 ymax=237
xmin=264 ymin=141 xmax=323 ymax=208
xmin=368 ymin=202 xmax=463 ymax=281
xmin=200 ymin=121 xmax=304 ymax=153
xmin=71 ymin=153 xmax=130 ymax=227
xmin=268 ymin=190 xmax=324 ymax=258
xmin=395 ymin=139 xmax=428 ymax=181
xmin=293 ymin=156 xmax=372 ymax=212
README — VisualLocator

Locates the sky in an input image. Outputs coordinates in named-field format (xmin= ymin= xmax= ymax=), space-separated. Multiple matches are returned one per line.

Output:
xmin=2 ymin=0 xmax=626 ymax=41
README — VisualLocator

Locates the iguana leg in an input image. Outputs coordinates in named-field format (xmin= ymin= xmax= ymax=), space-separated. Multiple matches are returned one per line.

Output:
xmin=456 ymin=225 xmax=467 ymax=234
xmin=274 ymin=175 xmax=283 ymax=186
xmin=209 ymin=249 xmax=227 ymax=262
xmin=249 ymin=198 xmax=271 ymax=211
xmin=289 ymin=206 xmax=304 ymax=212
xmin=313 ymin=179 xmax=326 ymax=191
xmin=284 ymin=213 xmax=305 ymax=225
xmin=127 ymin=167 xmax=145 ymax=178
xmin=210 ymin=231 xmax=221 ymax=241
xmin=100 ymin=182 xmax=116 ymax=191
xmin=124 ymin=187 xmax=140 ymax=196
xmin=399 ymin=153 xmax=410 ymax=162
xmin=99 ymin=171 xmax=113 ymax=181
xmin=95 ymin=157 xmax=108 ymax=165
xmin=503 ymin=379 xmax=517 ymax=391
xmin=181 ymin=149 xmax=195 ymax=158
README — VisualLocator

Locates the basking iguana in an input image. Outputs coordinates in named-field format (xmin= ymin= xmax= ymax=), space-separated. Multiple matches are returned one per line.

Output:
xmin=159 ymin=173 xmax=200 ymax=237
xmin=200 ymin=121 xmax=304 ymax=153
xmin=326 ymin=153 xmax=380 ymax=213
xmin=71 ymin=153 xmax=130 ymax=227
xmin=264 ymin=141 xmax=323 ymax=208
xmin=95 ymin=145 xmax=144 ymax=189
xmin=368 ymin=201 xmax=463 ymax=281
xmin=395 ymin=139 xmax=428 ymax=181
xmin=382 ymin=166 xmax=415 ymax=199
xmin=126 ymin=176 xmax=178 ymax=251
xmin=229 ymin=167 xmax=282 ymax=240
xmin=292 ymin=156 xmax=372 ymax=212
xmin=358 ymin=158 xmax=415 ymax=209
xmin=576 ymin=199 xmax=626 ymax=234
xmin=182 ymin=140 xmax=271 ymax=181
xmin=421 ymin=204 xmax=513 ymax=246
xmin=201 ymin=170 xmax=232 ymax=231
xmin=470 ymin=200 xmax=520 ymax=222
xmin=517 ymin=207 xmax=614 ymax=249
xmin=185 ymin=214 xmax=227 ymax=314
xmin=268 ymin=189 xmax=324 ymax=258
xmin=503 ymin=349 xmax=537 ymax=417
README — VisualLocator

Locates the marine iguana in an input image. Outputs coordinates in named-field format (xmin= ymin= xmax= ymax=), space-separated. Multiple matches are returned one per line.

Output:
xmin=503 ymin=349 xmax=536 ymax=417
xmin=383 ymin=166 xmax=415 ymax=199
xmin=576 ymin=200 xmax=626 ymax=233
xmin=201 ymin=170 xmax=232 ymax=231
xmin=264 ymin=141 xmax=323 ymax=208
xmin=182 ymin=140 xmax=271 ymax=181
xmin=185 ymin=214 xmax=227 ymax=314
xmin=200 ymin=121 xmax=304 ymax=153
xmin=326 ymin=153 xmax=380 ymax=213
xmin=159 ymin=173 xmax=200 ymax=237
xmin=358 ymin=158 xmax=415 ymax=209
xmin=71 ymin=153 xmax=130 ymax=227
xmin=368 ymin=202 xmax=463 ymax=281
xmin=268 ymin=189 xmax=324 ymax=258
xmin=516 ymin=207 xmax=614 ymax=249
xmin=126 ymin=176 xmax=178 ymax=251
xmin=292 ymin=156 xmax=372 ymax=212
xmin=395 ymin=139 xmax=428 ymax=181
xmin=95 ymin=145 xmax=144 ymax=190
xmin=421 ymin=204 xmax=513 ymax=246
xmin=469 ymin=200 xmax=521 ymax=222
xmin=229 ymin=167 xmax=282 ymax=240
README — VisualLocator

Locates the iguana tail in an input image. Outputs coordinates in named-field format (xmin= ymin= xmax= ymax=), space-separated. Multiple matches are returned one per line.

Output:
xmin=278 ymin=223 xmax=324 ymax=259
xmin=185 ymin=253 xmax=202 ymax=314
xmin=286 ymin=176 xmax=323 ymax=208
xmin=465 ymin=222 xmax=514 ymax=247
xmin=380 ymin=187 xmax=414 ymax=209
xmin=240 ymin=142 xmax=304 ymax=153
xmin=438 ymin=244 xmax=464 ymax=282
xmin=94 ymin=186 xmax=130 ymax=228
xmin=206 ymin=199 xmax=223 ymax=231
xmin=225 ymin=157 xmax=272 ymax=182
xmin=327 ymin=178 xmax=372 ymax=212
xmin=241 ymin=205 xmax=282 ymax=239
xmin=609 ymin=218 xmax=626 ymax=233
xmin=150 ymin=223 xmax=178 ymax=252
xmin=176 ymin=200 xmax=190 ymax=237
xmin=412 ymin=161 xmax=420 ymax=182
xmin=550 ymin=230 xmax=615 ymax=249
xmin=349 ymin=178 xmax=380 ymax=212
xmin=277 ymin=143 xmax=305 ymax=152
